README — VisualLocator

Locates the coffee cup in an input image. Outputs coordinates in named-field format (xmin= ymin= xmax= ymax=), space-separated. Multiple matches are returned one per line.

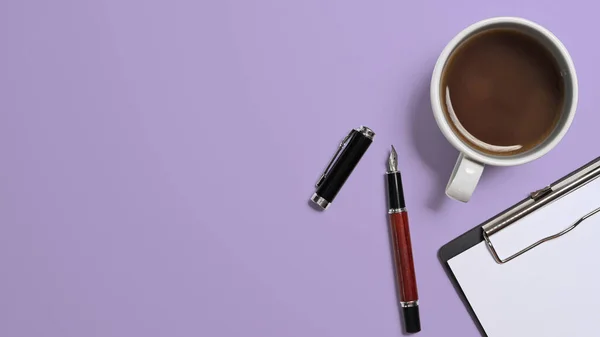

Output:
xmin=430 ymin=17 xmax=578 ymax=202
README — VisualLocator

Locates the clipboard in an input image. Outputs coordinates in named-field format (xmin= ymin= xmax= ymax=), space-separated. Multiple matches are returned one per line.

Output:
xmin=439 ymin=156 xmax=600 ymax=337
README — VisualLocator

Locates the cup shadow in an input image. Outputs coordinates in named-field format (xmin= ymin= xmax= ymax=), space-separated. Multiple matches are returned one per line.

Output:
xmin=408 ymin=76 xmax=504 ymax=209
xmin=408 ymin=77 xmax=457 ymax=210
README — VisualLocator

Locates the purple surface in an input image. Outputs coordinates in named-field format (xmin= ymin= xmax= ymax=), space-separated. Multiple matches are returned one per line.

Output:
xmin=0 ymin=1 xmax=598 ymax=336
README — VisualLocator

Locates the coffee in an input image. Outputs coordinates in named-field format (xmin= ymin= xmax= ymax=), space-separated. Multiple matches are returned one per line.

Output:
xmin=441 ymin=28 xmax=565 ymax=156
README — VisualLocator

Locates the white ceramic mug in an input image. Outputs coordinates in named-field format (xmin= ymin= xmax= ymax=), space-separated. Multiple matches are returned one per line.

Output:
xmin=430 ymin=17 xmax=578 ymax=202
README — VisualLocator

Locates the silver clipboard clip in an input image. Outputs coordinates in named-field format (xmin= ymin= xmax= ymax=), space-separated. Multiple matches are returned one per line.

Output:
xmin=482 ymin=157 xmax=600 ymax=264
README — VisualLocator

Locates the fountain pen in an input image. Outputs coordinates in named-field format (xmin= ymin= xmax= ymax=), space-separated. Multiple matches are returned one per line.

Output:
xmin=386 ymin=145 xmax=420 ymax=333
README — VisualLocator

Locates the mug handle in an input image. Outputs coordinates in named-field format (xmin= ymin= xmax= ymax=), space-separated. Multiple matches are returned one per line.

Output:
xmin=446 ymin=153 xmax=484 ymax=202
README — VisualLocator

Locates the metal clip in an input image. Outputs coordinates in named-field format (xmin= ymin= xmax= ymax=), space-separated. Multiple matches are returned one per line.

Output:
xmin=484 ymin=206 xmax=600 ymax=264
xmin=315 ymin=130 xmax=354 ymax=188
xmin=530 ymin=186 xmax=552 ymax=201
xmin=481 ymin=157 xmax=600 ymax=264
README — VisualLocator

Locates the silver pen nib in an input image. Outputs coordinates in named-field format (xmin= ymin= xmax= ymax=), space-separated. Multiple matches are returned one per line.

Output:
xmin=388 ymin=145 xmax=398 ymax=172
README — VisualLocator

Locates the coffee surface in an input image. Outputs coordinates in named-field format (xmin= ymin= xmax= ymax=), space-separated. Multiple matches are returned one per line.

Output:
xmin=441 ymin=28 xmax=564 ymax=155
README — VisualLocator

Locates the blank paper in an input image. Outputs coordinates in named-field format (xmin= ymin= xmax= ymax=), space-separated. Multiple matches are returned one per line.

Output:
xmin=448 ymin=176 xmax=600 ymax=337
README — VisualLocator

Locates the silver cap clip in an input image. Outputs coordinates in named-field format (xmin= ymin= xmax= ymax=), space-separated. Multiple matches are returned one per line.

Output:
xmin=315 ymin=130 xmax=353 ymax=188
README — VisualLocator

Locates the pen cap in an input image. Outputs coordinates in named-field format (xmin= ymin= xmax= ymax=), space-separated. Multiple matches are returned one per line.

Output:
xmin=310 ymin=126 xmax=374 ymax=210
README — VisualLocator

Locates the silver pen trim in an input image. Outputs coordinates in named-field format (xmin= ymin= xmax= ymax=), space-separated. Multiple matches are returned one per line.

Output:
xmin=400 ymin=300 xmax=418 ymax=308
xmin=388 ymin=207 xmax=407 ymax=214
xmin=358 ymin=126 xmax=375 ymax=140
xmin=310 ymin=193 xmax=330 ymax=210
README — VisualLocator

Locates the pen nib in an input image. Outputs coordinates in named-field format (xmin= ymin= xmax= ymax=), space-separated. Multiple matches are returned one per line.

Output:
xmin=388 ymin=145 xmax=398 ymax=172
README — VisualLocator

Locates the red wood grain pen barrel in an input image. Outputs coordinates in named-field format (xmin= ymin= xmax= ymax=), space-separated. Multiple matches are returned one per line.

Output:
xmin=386 ymin=145 xmax=420 ymax=333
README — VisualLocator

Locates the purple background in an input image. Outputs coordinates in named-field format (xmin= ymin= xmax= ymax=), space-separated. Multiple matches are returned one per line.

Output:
xmin=0 ymin=1 xmax=597 ymax=336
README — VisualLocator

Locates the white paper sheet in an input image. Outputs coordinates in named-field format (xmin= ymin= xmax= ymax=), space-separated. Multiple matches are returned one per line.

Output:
xmin=448 ymin=177 xmax=600 ymax=337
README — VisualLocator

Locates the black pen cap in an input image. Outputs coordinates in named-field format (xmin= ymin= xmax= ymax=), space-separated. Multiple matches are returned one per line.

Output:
xmin=310 ymin=126 xmax=374 ymax=210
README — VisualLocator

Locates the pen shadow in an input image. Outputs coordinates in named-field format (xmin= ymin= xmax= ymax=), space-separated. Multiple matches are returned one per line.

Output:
xmin=408 ymin=75 xmax=502 ymax=209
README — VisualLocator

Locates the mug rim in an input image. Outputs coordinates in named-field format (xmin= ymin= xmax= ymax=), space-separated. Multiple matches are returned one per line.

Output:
xmin=430 ymin=16 xmax=578 ymax=167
